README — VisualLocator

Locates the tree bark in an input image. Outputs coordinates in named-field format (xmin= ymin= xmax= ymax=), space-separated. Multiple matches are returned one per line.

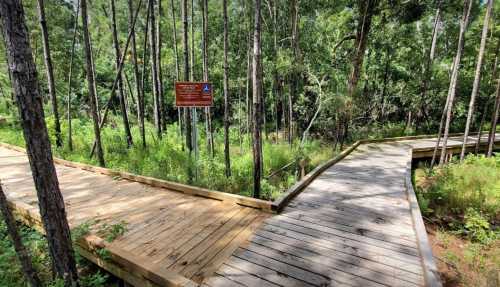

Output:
xmin=110 ymin=0 xmax=134 ymax=148
xmin=201 ymin=0 xmax=214 ymax=156
xmin=157 ymin=0 xmax=166 ymax=132
xmin=252 ymin=0 xmax=263 ymax=198
xmin=149 ymin=0 xmax=162 ymax=138
xmin=0 ymin=182 xmax=41 ymax=287
xmin=223 ymin=0 xmax=231 ymax=177
xmin=82 ymin=0 xmax=106 ymax=167
xmin=460 ymin=0 xmax=492 ymax=160
xmin=182 ymin=0 xmax=193 ymax=158
xmin=419 ymin=1 xmax=441 ymax=128
xmin=487 ymin=78 xmax=500 ymax=157
xmin=129 ymin=0 xmax=146 ymax=148
xmin=36 ymin=0 xmax=62 ymax=147
xmin=66 ymin=0 xmax=80 ymax=152
xmin=0 ymin=1 xmax=79 ymax=285
xmin=288 ymin=0 xmax=299 ymax=145
xmin=439 ymin=0 xmax=472 ymax=166
xmin=170 ymin=0 xmax=183 ymax=138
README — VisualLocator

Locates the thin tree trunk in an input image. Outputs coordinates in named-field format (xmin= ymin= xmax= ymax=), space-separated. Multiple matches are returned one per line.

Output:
xmin=460 ymin=0 xmax=492 ymax=161
xmin=288 ymin=0 xmax=299 ymax=145
xmin=111 ymin=0 xmax=133 ymax=148
xmin=182 ymin=0 xmax=193 ymax=158
xmin=252 ymin=0 xmax=263 ymax=198
xmin=223 ymin=0 xmax=231 ymax=177
xmin=66 ymin=0 xmax=80 ymax=152
xmin=475 ymin=104 xmax=488 ymax=154
xmin=487 ymin=78 xmax=500 ymax=157
xmin=419 ymin=1 xmax=441 ymax=127
xmin=439 ymin=0 xmax=472 ymax=166
xmin=129 ymin=0 xmax=146 ymax=148
xmin=82 ymin=0 xmax=105 ymax=167
xmin=301 ymin=77 xmax=323 ymax=147
xmin=190 ymin=0 xmax=194 ymax=81
xmin=149 ymin=0 xmax=162 ymax=138
xmin=170 ymin=0 xmax=182 ymax=138
xmin=36 ymin=0 xmax=62 ymax=147
xmin=201 ymin=0 xmax=214 ymax=156
xmin=0 ymin=182 xmax=41 ymax=287
xmin=0 ymin=1 xmax=79 ymax=284
xmin=157 ymin=0 xmax=165 ymax=132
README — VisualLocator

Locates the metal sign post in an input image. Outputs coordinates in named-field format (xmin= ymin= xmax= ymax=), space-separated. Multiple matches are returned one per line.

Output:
xmin=175 ymin=82 xmax=213 ymax=181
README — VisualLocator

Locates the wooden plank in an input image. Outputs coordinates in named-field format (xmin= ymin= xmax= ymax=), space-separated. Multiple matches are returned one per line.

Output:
xmin=258 ymin=224 xmax=422 ymax=268
xmin=241 ymin=243 xmax=393 ymax=287
xmin=214 ymin=264 xmax=279 ymax=287
xmin=181 ymin=209 xmax=261 ymax=279
xmin=282 ymin=205 xmax=417 ymax=239
xmin=225 ymin=255 xmax=316 ymax=287
xmin=167 ymin=208 xmax=254 ymax=274
xmin=265 ymin=217 xmax=420 ymax=257
xmin=145 ymin=203 xmax=242 ymax=261
xmin=191 ymin=213 xmax=269 ymax=283
xmin=203 ymin=272 xmax=246 ymax=287
xmin=247 ymin=235 xmax=423 ymax=286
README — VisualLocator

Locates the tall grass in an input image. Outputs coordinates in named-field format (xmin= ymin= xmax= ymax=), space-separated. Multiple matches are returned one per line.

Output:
xmin=0 ymin=114 xmax=334 ymax=200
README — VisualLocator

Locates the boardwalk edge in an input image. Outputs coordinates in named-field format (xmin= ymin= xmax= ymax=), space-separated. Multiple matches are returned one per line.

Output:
xmin=404 ymin=150 xmax=442 ymax=287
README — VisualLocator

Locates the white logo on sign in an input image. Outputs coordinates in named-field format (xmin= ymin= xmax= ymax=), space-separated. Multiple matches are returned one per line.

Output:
xmin=203 ymin=84 xmax=210 ymax=92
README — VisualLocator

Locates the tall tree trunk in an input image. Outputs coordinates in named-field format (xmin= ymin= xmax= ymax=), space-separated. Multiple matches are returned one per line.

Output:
xmin=129 ymin=0 xmax=146 ymax=148
xmin=170 ymin=0 xmax=182 ymax=138
xmin=439 ymin=0 xmax=472 ymax=166
xmin=66 ymin=0 xmax=80 ymax=152
xmin=460 ymin=0 xmax=493 ymax=161
xmin=252 ymin=0 xmax=263 ymax=198
xmin=36 ymin=0 xmax=62 ymax=147
xmin=223 ymin=0 xmax=231 ymax=177
xmin=190 ymin=0 xmax=195 ymax=81
xmin=487 ymin=78 xmax=500 ymax=157
xmin=288 ymin=0 xmax=299 ymax=145
xmin=141 ymin=0 xmax=151 ymax=143
xmin=0 ymin=1 xmax=79 ymax=285
xmin=419 ymin=1 xmax=441 ymax=128
xmin=346 ymin=0 xmax=378 ymax=133
xmin=111 ymin=0 xmax=134 ymax=148
xmin=149 ymin=0 xmax=162 ymax=138
xmin=201 ymin=0 xmax=214 ymax=156
xmin=156 ymin=0 xmax=166 ymax=132
xmin=182 ymin=0 xmax=193 ymax=157
xmin=0 ymin=182 xmax=41 ymax=287
xmin=82 ymin=0 xmax=106 ymax=167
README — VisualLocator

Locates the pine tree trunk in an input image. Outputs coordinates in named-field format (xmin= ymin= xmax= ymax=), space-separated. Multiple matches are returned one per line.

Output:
xmin=170 ymin=0 xmax=182 ymax=138
xmin=111 ymin=0 xmax=134 ymax=148
xmin=419 ymin=1 xmax=441 ymax=128
xmin=66 ymin=0 xmax=79 ymax=152
xmin=288 ymin=0 xmax=299 ymax=145
xmin=36 ymin=0 xmax=62 ymax=147
xmin=439 ymin=0 xmax=472 ymax=166
xmin=129 ymin=0 xmax=146 ymax=148
xmin=148 ymin=0 xmax=162 ymax=138
xmin=0 ymin=1 xmax=79 ymax=284
xmin=487 ymin=78 xmax=500 ymax=157
xmin=223 ymin=0 xmax=231 ymax=177
xmin=182 ymin=0 xmax=193 ymax=158
xmin=252 ymin=0 xmax=263 ymax=198
xmin=201 ymin=0 xmax=214 ymax=156
xmin=82 ymin=0 xmax=106 ymax=167
xmin=0 ymin=182 xmax=41 ymax=287
xmin=156 ymin=0 xmax=165 ymax=132
xmin=460 ymin=0 xmax=492 ymax=160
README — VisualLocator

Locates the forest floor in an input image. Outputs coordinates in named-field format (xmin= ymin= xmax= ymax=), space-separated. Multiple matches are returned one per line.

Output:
xmin=414 ymin=157 xmax=500 ymax=287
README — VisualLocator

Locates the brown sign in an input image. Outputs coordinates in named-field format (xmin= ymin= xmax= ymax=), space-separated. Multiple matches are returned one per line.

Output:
xmin=175 ymin=82 xmax=213 ymax=107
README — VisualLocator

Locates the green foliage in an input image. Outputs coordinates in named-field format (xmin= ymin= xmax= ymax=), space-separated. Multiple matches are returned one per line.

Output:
xmin=98 ymin=221 xmax=128 ymax=243
xmin=463 ymin=208 xmax=498 ymax=244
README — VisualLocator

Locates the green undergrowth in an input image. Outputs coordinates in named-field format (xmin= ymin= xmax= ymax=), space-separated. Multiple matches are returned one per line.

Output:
xmin=0 ymin=113 xmax=334 ymax=200
xmin=414 ymin=154 xmax=500 ymax=286
xmin=0 ymin=215 xmax=117 ymax=287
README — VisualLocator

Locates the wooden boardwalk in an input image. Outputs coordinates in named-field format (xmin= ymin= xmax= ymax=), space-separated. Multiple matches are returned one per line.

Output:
xmin=202 ymin=134 xmax=498 ymax=287
xmin=0 ymin=134 xmax=498 ymax=286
